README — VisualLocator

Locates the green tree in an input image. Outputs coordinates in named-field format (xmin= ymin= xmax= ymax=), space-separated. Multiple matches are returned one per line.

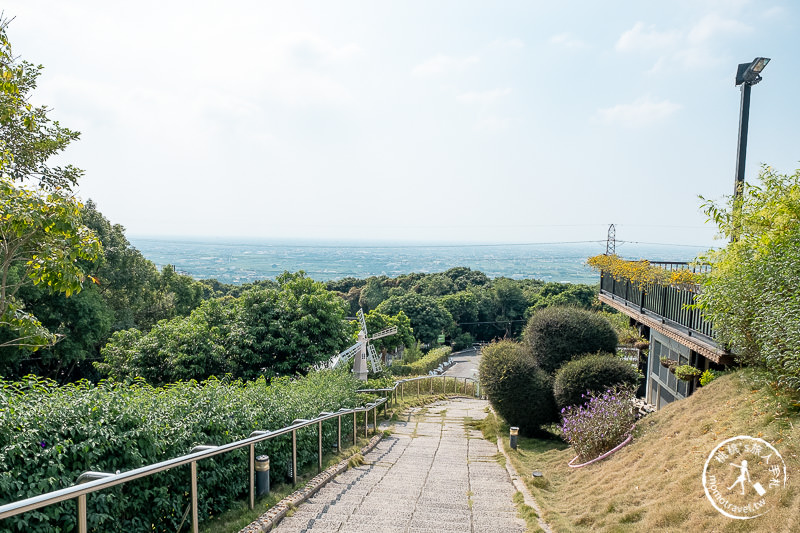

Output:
xmin=99 ymin=272 xmax=350 ymax=383
xmin=443 ymin=266 xmax=489 ymax=290
xmin=526 ymin=282 xmax=598 ymax=315
xmin=0 ymin=179 xmax=101 ymax=352
xmin=415 ymin=273 xmax=455 ymax=297
xmin=0 ymin=19 xmax=82 ymax=190
xmin=491 ymin=278 xmax=528 ymax=337
xmin=376 ymin=292 xmax=454 ymax=344
xmin=3 ymin=281 xmax=112 ymax=379
xmin=696 ymin=166 xmax=800 ymax=390
xmin=80 ymin=200 xmax=170 ymax=331
xmin=440 ymin=291 xmax=479 ymax=327
xmin=363 ymin=309 xmax=414 ymax=352
xmin=358 ymin=277 xmax=388 ymax=311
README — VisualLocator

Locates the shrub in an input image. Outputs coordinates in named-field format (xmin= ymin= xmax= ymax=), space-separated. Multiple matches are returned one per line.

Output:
xmin=553 ymin=354 xmax=639 ymax=409
xmin=523 ymin=307 xmax=618 ymax=374
xmin=559 ymin=386 xmax=636 ymax=463
xmin=390 ymin=346 xmax=452 ymax=376
xmin=451 ymin=332 xmax=474 ymax=351
xmin=0 ymin=370 xmax=359 ymax=531
xmin=699 ymin=369 xmax=719 ymax=386
xmin=479 ymin=341 xmax=557 ymax=436
xmin=674 ymin=365 xmax=702 ymax=382
xmin=695 ymin=166 xmax=800 ymax=390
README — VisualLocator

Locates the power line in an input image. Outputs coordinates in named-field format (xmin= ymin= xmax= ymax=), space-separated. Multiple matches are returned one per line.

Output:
xmin=617 ymin=240 xmax=720 ymax=249
xmin=133 ymin=238 xmax=607 ymax=249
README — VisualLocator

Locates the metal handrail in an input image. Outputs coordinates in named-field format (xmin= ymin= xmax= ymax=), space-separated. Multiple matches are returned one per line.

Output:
xmin=0 ymin=372 xmax=482 ymax=532
xmin=0 ymin=398 xmax=386 ymax=533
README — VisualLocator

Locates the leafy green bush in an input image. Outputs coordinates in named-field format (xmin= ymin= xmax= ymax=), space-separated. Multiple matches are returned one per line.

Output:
xmin=553 ymin=354 xmax=639 ymax=409
xmin=0 ymin=370 xmax=359 ymax=531
xmin=696 ymin=166 xmax=800 ymax=390
xmin=390 ymin=346 xmax=452 ymax=376
xmin=478 ymin=341 xmax=557 ymax=436
xmin=451 ymin=332 xmax=474 ymax=351
xmin=523 ymin=306 xmax=618 ymax=374
xmin=98 ymin=272 xmax=350 ymax=384
xmin=699 ymin=369 xmax=719 ymax=387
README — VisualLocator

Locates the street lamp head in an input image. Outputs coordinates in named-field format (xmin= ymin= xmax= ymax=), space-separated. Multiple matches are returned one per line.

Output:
xmin=735 ymin=57 xmax=771 ymax=86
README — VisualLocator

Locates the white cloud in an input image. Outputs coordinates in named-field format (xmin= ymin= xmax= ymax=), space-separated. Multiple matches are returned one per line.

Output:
xmin=616 ymin=14 xmax=752 ymax=71
xmin=412 ymin=54 xmax=480 ymax=76
xmin=457 ymin=88 xmax=512 ymax=104
xmin=687 ymin=13 xmax=751 ymax=44
xmin=597 ymin=96 xmax=681 ymax=127
xmin=550 ymin=33 xmax=586 ymax=49
xmin=616 ymin=22 xmax=681 ymax=52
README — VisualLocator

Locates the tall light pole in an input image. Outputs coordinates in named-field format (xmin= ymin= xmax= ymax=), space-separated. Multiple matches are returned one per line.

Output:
xmin=733 ymin=57 xmax=770 ymax=199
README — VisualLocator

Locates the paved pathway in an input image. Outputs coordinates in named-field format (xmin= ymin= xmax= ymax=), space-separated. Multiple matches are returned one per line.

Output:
xmin=272 ymin=398 xmax=526 ymax=533
xmin=444 ymin=347 xmax=481 ymax=380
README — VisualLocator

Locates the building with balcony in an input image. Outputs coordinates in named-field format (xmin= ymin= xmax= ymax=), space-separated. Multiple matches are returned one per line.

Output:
xmin=598 ymin=262 xmax=731 ymax=409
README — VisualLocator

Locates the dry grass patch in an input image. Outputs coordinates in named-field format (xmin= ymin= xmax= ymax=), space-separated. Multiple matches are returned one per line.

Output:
xmin=485 ymin=370 xmax=800 ymax=533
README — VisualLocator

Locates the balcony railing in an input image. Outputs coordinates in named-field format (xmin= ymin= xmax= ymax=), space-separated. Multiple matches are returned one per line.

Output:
xmin=599 ymin=267 xmax=715 ymax=345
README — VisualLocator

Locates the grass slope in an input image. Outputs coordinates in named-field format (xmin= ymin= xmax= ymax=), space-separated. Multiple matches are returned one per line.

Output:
xmin=500 ymin=370 xmax=800 ymax=532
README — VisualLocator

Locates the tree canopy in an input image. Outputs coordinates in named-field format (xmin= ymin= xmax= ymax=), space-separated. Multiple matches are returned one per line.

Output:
xmin=696 ymin=165 xmax=800 ymax=390
xmin=98 ymin=272 xmax=350 ymax=383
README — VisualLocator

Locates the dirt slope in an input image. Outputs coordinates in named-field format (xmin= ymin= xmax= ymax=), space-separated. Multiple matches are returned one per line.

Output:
xmin=517 ymin=371 xmax=800 ymax=532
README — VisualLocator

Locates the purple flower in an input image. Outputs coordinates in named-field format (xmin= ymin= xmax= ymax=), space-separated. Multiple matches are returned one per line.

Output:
xmin=40 ymin=441 xmax=47 ymax=449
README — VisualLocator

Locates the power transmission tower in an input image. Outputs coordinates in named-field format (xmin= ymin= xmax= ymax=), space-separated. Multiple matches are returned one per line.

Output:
xmin=606 ymin=224 xmax=616 ymax=255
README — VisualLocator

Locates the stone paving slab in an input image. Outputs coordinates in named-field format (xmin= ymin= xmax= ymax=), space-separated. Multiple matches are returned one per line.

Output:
xmin=270 ymin=398 xmax=526 ymax=533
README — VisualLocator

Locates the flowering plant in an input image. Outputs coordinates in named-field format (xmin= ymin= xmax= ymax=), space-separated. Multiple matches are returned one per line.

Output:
xmin=587 ymin=254 xmax=702 ymax=288
xmin=558 ymin=386 xmax=636 ymax=462
xmin=673 ymin=364 xmax=702 ymax=382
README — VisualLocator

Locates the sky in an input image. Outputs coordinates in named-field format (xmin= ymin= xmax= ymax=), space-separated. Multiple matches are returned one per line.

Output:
xmin=4 ymin=1 xmax=799 ymax=248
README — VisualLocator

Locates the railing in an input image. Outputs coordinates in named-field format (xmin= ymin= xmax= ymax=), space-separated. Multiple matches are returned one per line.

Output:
xmin=0 ymin=399 xmax=386 ymax=533
xmin=648 ymin=261 xmax=712 ymax=274
xmin=600 ymin=270 xmax=715 ymax=344
xmin=359 ymin=374 xmax=482 ymax=404
xmin=0 ymin=373 xmax=482 ymax=532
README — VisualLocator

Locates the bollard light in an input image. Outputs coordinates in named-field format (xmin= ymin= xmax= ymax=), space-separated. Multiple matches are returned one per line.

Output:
xmin=255 ymin=455 xmax=270 ymax=497
xmin=510 ymin=427 xmax=519 ymax=450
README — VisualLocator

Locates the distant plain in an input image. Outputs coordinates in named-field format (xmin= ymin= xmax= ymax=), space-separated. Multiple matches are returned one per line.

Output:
xmin=130 ymin=237 xmax=711 ymax=285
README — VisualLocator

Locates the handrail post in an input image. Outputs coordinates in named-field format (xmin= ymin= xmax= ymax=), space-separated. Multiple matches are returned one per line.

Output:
xmin=401 ymin=382 xmax=404 ymax=402
xmin=78 ymin=494 xmax=87 ymax=533
xmin=191 ymin=461 xmax=199 ymax=533
xmin=373 ymin=405 xmax=377 ymax=435
xmin=337 ymin=414 xmax=342 ymax=453
xmin=318 ymin=421 xmax=323 ymax=473
xmin=364 ymin=410 xmax=368 ymax=438
xmin=249 ymin=443 xmax=255 ymax=510
xmin=353 ymin=412 xmax=357 ymax=445
xmin=417 ymin=379 xmax=420 ymax=396
xmin=291 ymin=430 xmax=297 ymax=486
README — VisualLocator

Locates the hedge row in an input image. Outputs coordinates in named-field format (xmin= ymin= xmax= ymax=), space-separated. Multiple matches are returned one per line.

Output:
xmin=390 ymin=346 xmax=452 ymax=376
xmin=0 ymin=370 xmax=360 ymax=532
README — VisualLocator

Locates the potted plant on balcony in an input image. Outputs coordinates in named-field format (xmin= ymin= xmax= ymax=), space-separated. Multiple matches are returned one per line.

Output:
xmin=674 ymin=365 xmax=702 ymax=382
xmin=659 ymin=356 xmax=677 ymax=369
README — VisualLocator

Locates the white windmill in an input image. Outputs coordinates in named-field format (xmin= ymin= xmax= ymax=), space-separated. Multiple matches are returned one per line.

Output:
xmin=325 ymin=308 xmax=397 ymax=380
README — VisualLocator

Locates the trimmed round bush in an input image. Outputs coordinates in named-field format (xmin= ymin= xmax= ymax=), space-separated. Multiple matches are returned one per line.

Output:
xmin=523 ymin=306 xmax=618 ymax=374
xmin=553 ymin=354 xmax=639 ymax=409
xmin=479 ymin=340 xmax=558 ymax=436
